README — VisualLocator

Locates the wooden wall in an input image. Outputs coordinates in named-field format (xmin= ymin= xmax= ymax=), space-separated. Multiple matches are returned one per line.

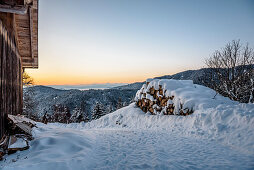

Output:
xmin=0 ymin=17 xmax=22 ymax=140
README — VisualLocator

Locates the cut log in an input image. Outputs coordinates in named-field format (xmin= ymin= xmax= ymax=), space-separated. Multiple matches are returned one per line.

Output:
xmin=149 ymin=87 xmax=155 ymax=95
xmin=161 ymin=99 xmax=168 ymax=106
xmin=169 ymin=108 xmax=174 ymax=114
xmin=159 ymin=89 xmax=163 ymax=95
xmin=142 ymin=106 xmax=148 ymax=113
xmin=149 ymin=100 xmax=154 ymax=107
xmin=168 ymin=104 xmax=174 ymax=108
xmin=136 ymin=83 xmax=193 ymax=116
xmin=148 ymin=107 xmax=154 ymax=114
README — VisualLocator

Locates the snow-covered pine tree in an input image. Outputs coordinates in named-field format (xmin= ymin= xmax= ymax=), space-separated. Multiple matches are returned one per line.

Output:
xmin=71 ymin=106 xmax=84 ymax=123
xmin=76 ymin=109 xmax=84 ymax=123
xmin=92 ymin=102 xmax=105 ymax=120
xmin=83 ymin=113 xmax=90 ymax=122
xmin=80 ymin=100 xmax=90 ymax=122
xmin=105 ymin=104 xmax=114 ymax=114
xmin=23 ymin=86 xmax=37 ymax=120
xmin=62 ymin=106 xmax=71 ymax=123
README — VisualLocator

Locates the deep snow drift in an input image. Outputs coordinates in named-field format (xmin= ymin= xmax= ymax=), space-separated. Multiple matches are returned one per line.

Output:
xmin=86 ymin=79 xmax=254 ymax=153
xmin=84 ymin=102 xmax=254 ymax=154
xmin=1 ymin=103 xmax=254 ymax=169
xmin=1 ymin=80 xmax=254 ymax=169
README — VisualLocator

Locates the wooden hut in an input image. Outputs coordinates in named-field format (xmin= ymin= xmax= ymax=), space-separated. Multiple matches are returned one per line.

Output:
xmin=0 ymin=0 xmax=38 ymax=143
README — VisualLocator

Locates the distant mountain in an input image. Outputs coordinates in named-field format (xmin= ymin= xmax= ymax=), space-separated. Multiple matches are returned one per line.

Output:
xmin=115 ymin=68 xmax=209 ymax=90
xmin=25 ymin=65 xmax=253 ymax=121
xmin=155 ymin=68 xmax=209 ymax=83
xmin=47 ymin=83 xmax=127 ymax=90
xmin=112 ymin=82 xmax=144 ymax=90
xmin=25 ymin=68 xmax=211 ymax=118
xmin=115 ymin=64 xmax=254 ymax=91
xmin=24 ymin=86 xmax=137 ymax=118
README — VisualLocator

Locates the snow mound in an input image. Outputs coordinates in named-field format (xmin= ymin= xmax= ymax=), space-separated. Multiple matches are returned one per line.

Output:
xmin=135 ymin=79 xmax=235 ymax=115
xmin=83 ymin=103 xmax=254 ymax=154
xmin=1 ymin=124 xmax=96 ymax=170
xmin=52 ymin=80 xmax=254 ymax=153
xmin=1 ymin=80 xmax=253 ymax=169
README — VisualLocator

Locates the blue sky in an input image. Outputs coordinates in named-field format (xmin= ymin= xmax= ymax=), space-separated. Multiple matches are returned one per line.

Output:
xmin=27 ymin=0 xmax=254 ymax=85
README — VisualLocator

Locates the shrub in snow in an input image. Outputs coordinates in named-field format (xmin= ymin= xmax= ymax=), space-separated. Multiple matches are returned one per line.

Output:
xmin=204 ymin=40 xmax=254 ymax=103
xmin=135 ymin=79 xmax=232 ymax=116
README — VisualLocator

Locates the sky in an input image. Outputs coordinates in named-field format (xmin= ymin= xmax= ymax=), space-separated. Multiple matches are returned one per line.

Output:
xmin=26 ymin=0 xmax=254 ymax=85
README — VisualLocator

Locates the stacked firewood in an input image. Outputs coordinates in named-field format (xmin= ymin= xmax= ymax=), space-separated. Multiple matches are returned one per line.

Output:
xmin=135 ymin=80 xmax=193 ymax=116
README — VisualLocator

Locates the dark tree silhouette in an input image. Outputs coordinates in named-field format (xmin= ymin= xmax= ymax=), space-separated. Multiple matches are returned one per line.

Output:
xmin=204 ymin=40 xmax=254 ymax=103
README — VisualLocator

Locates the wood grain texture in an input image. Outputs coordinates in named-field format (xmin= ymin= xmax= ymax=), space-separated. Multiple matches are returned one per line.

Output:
xmin=0 ymin=0 xmax=38 ymax=68
xmin=0 ymin=18 xmax=22 ymax=140
xmin=15 ymin=0 xmax=38 ymax=68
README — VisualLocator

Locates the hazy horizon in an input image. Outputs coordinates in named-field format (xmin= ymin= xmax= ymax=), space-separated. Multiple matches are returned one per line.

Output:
xmin=26 ymin=0 xmax=254 ymax=85
xmin=44 ymin=83 xmax=128 ymax=90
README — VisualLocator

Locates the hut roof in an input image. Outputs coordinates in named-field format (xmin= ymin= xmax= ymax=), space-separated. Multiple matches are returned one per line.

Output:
xmin=0 ymin=0 xmax=38 ymax=68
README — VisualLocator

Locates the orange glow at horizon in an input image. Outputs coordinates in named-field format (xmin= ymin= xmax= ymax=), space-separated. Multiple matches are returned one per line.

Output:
xmin=26 ymin=68 xmax=186 ymax=85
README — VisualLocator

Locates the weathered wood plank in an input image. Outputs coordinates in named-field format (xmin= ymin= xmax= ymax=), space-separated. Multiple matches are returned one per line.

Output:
xmin=0 ymin=5 xmax=27 ymax=15
xmin=0 ymin=0 xmax=38 ymax=140
xmin=14 ymin=0 xmax=38 ymax=68
xmin=0 ymin=17 xmax=23 ymax=139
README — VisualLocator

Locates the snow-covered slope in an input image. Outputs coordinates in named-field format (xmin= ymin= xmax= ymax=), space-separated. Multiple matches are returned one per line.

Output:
xmin=2 ymin=81 xmax=254 ymax=169
xmin=1 ymin=102 xmax=254 ymax=169
xmin=81 ymin=80 xmax=254 ymax=154
xmin=83 ymin=102 xmax=254 ymax=154
xmin=1 ymin=102 xmax=254 ymax=170
xmin=85 ymin=80 xmax=254 ymax=153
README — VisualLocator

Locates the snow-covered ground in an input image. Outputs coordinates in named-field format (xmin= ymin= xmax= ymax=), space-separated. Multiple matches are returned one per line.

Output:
xmin=1 ymin=103 xmax=254 ymax=170
xmin=1 ymin=80 xmax=254 ymax=169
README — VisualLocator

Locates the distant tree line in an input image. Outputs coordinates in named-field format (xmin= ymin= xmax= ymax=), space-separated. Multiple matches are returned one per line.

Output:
xmin=40 ymin=98 xmax=127 ymax=124
xmin=27 ymin=98 xmax=127 ymax=124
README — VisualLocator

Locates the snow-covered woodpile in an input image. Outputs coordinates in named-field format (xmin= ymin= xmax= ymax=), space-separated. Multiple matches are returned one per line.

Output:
xmin=135 ymin=79 xmax=216 ymax=116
